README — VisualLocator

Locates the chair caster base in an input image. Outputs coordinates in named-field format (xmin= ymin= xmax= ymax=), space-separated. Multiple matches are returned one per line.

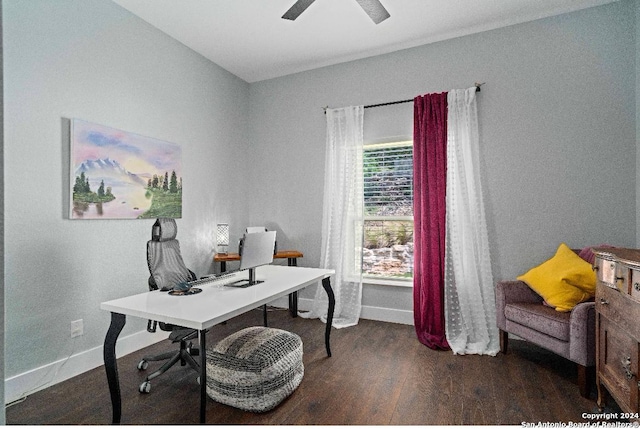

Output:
xmin=139 ymin=381 xmax=151 ymax=393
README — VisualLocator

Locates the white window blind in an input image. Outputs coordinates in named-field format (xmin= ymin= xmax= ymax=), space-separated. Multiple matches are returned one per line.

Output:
xmin=362 ymin=141 xmax=414 ymax=281
xmin=364 ymin=141 xmax=413 ymax=217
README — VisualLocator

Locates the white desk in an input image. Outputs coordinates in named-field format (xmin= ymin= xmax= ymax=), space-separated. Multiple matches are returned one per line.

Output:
xmin=101 ymin=265 xmax=335 ymax=424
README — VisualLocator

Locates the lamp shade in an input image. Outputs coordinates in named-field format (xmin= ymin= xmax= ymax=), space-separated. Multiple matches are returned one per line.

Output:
xmin=216 ymin=223 xmax=229 ymax=246
xmin=216 ymin=223 xmax=229 ymax=254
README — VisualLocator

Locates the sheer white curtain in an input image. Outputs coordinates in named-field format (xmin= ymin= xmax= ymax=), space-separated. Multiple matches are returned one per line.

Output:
xmin=300 ymin=106 xmax=364 ymax=328
xmin=444 ymin=88 xmax=499 ymax=356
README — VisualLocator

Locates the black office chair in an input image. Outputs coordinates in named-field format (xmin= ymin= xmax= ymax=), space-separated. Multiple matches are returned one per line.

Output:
xmin=136 ymin=218 xmax=200 ymax=393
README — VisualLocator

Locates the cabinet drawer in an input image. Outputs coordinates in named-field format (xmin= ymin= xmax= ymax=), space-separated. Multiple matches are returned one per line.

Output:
xmin=598 ymin=315 xmax=640 ymax=412
xmin=597 ymin=285 xmax=640 ymax=341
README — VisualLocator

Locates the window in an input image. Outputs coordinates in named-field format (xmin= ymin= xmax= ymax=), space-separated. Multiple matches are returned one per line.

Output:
xmin=362 ymin=141 xmax=413 ymax=281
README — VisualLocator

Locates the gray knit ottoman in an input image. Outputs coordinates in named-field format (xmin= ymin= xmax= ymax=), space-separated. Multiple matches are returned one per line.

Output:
xmin=206 ymin=326 xmax=304 ymax=412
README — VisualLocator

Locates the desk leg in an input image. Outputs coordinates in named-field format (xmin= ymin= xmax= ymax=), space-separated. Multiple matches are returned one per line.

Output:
xmin=104 ymin=312 xmax=126 ymax=424
xmin=288 ymin=292 xmax=299 ymax=318
xmin=199 ymin=329 xmax=207 ymax=423
xmin=288 ymin=257 xmax=299 ymax=317
xmin=321 ymin=277 xmax=335 ymax=357
xmin=263 ymin=305 xmax=268 ymax=327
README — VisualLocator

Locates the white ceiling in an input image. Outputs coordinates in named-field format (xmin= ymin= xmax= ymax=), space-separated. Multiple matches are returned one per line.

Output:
xmin=112 ymin=0 xmax=618 ymax=83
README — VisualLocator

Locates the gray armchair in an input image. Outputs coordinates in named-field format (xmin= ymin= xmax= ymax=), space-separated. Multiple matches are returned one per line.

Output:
xmin=495 ymin=279 xmax=595 ymax=398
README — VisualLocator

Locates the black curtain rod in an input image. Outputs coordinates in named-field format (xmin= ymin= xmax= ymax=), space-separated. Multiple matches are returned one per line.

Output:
xmin=324 ymin=82 xmax=485 ymax=113
xmin=364 ymin=98 xmax=413 ymax=109
xmin=365 ymin=82 xmax=484 ymax=109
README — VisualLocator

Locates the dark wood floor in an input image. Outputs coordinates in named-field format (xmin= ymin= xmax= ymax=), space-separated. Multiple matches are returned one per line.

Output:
xmin=7 ymin=308 xmax=609 ymax=425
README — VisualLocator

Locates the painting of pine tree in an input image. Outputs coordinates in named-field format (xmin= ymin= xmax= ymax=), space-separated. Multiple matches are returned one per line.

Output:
xmin=70 ymin=119 xmax=182 ymax=219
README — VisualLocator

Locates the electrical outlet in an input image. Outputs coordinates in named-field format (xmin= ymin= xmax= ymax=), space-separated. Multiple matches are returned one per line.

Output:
xmin=71 ymin=319 xmax=83 ymax=338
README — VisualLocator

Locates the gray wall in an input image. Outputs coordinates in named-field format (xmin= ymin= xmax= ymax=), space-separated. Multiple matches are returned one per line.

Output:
xmin=3 ymin=0 xmax=250 ymax=380
xmin=248 ymin=0 xmax=637 ymax=311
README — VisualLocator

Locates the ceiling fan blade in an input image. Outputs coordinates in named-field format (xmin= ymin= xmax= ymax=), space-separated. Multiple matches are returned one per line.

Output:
xmin=282 ymin=0 xmax=316 ymax=21
xmin=355 ymin=0 xmax=390 ymax=24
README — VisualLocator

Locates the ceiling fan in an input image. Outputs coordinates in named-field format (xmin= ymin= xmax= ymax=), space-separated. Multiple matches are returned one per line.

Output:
xmin=282 ymin=0 xmax=390 ymax=24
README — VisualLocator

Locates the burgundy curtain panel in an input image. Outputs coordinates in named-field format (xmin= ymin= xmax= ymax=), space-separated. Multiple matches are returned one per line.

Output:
xmin=413 ymin=92 xmax=450 ymax=350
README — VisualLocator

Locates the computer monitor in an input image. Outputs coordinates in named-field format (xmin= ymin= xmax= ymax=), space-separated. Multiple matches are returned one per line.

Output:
xmin=238 ymin=226 xmax=278 ymax=255
xmin=228 ymin=230 xmax=276 ymax=288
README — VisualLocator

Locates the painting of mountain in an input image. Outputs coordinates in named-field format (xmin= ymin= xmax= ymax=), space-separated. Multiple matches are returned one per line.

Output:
xmin=70 ymin=119 xmax=182 ymax=219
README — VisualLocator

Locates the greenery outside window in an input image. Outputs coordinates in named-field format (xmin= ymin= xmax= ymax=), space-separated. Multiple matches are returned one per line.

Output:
xmin=363 ymin=141 xmax=413 ymax=282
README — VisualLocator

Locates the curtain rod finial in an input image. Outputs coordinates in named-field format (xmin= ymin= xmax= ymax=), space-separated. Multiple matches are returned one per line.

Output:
xmin=474 ymin=82 xmax=485 ymax=92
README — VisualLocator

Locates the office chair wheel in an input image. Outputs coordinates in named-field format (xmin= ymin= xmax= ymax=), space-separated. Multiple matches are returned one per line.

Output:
xmin=139 ymin=381 xmax=151 ymax=394
xmin=137 ymin=359 xmax=148 ymax=371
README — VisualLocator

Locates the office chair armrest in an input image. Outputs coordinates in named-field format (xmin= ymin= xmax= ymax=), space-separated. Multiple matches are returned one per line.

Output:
xmin=168 ymin=327 xmax=198 ymax=343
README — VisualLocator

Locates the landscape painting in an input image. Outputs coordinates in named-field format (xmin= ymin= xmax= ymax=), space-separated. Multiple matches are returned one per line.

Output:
xmin=70 ymin=119 xmax=182 ymax=220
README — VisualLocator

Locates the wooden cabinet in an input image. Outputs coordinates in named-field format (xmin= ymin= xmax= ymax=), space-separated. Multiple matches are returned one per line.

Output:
xmin=594 ymin=248 xmax=640 ymax=413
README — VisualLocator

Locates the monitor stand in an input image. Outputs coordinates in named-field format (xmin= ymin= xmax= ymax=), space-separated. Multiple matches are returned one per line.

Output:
xmin=227 ymin=268 xmax=264 ymax=288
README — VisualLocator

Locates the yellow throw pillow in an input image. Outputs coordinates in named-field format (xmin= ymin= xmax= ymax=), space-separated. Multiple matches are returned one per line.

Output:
xmin=517 ymin=243 xmax=596 ymax=312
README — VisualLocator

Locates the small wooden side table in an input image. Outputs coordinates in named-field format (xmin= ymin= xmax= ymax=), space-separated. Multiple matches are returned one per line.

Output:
xmin=214 ymin=250 xmax=304 ymax=317
xmin=214 ymin=250 xmax=303 ymax=272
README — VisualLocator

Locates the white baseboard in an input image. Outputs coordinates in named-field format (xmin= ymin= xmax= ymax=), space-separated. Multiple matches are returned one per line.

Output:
xmin=269 ymin=296 xmax=414 ymax=326
xmin=5 ymin=329 xmax=166 ymax=405
xmin=360 ymin=304 xmax=414 ymax=325
xmin=6 ymin=300 xmax=412 ymax=404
